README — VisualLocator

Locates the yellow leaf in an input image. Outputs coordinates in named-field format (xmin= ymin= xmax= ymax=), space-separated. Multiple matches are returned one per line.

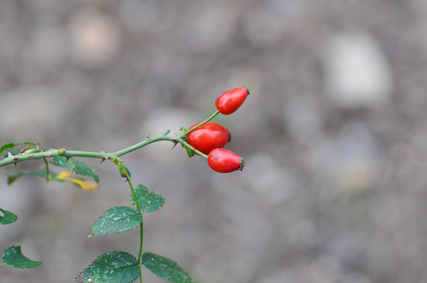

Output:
xmin=54 ymin=171 xmax=98 ymax=191
xmin=69 ymin=178 xmax=99 ymax=191
xmin=55 ymin=171 xmax=73 ymax=180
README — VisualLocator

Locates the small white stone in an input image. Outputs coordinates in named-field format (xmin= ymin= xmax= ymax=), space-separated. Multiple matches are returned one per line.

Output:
xmin=320 ymin=31 xmax=394 ymax=109
xmin=69 ymin=9 xmax=122 ymax=68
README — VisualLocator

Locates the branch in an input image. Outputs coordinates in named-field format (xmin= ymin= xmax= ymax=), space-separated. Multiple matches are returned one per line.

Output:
xmin=0 ymin=130 xmax=175 ymax=168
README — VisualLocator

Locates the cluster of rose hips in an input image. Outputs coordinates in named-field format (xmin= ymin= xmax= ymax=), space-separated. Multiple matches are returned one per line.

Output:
xmin=184 ymin=87 xmax=249 ymax=173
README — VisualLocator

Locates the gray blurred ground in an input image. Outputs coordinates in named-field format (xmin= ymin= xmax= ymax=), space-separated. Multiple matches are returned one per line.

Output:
xmin=1 ymin=0 xmax=427 ymax=282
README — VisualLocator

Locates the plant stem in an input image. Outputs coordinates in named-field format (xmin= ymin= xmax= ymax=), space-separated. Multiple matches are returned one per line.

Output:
xmin=127 ymin=178 xmax=144 ymax=264
xmin=181 ymin=110 xmax=220 ymax=136
xmin=0 ymin=110 xmax=221 ymax=168
xmin=179 ymin=139 xmax=208 ymax=158
xmin=0 ymin=130 xmax=176 ymax=168
xmin=138 ymin=220 xmax=144 ymax=262
xmin=126 ymin=177 xmax=144 ymax=283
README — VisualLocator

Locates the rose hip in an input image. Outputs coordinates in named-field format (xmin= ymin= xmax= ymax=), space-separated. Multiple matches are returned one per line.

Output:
xmin=207 ymin=148 xmax=244 ymax=173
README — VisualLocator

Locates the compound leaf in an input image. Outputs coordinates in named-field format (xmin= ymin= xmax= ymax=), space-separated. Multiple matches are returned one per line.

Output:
xmin=2 ymin=246 xmax=41 ymax=269
xmin=142 ymin=252 xmax=195 ymax=283
xmin=76 ymin=251 xmax=139 ymax=283
xmin=130 ymin=184 xmax=164 ymax=213
xmin=0 ymin=208 xmax=18 ymax=225
xmin=89 ymin=207 xmax=142 ymax=237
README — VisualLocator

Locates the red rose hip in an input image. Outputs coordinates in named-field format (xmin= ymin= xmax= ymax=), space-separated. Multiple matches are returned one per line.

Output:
xmin=207 ymin=148 xmax=244 ymax=173
xmin=187 ymin=122 xmax=230 ymax=155
xmin=215 ymin=87 xmax=249 ymax=115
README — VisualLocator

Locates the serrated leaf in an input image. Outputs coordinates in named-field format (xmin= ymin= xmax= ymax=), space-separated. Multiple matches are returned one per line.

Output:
xmin=2 ymin=246 xmax=41 ymax=269
xmin=50 ymin=156 xmax=74 ymax=170
xmin=77 ymin=251 xmax=139 ymax=283
xmin=7 ymin=170 xmax=51 ymax=185
xmin=130 ymin=184 xmax=164 ymax=213
xmin=51 ymin=156 xmax=99 ymax=183
xmin=142 ymin=253 xmax=195 ymax=283
xmin=90 ymin=206 xmax=142 ymax=237
xmin=0 ymin=142 xmax=39 ymax=155
xmin=0 ymin=208 xmax=18 ymax=225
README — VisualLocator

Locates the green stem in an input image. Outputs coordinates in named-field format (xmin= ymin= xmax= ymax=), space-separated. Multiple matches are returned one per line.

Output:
xmin=138 ymin=219 xmax=144 ymax=262
xmin=182 ymin=110 xmax=220 ymax=136
xmin=0 ymin=130 xmax=175 ymax=168
xmin=0 ymin=262 xmax=5 ymax=266
xmin=127 ymin=178 xmax=144 ymax=264
xmin=179 ymin=139 xmax=208 ymax=159
xmin=0 ymin=110 xmax=220 ymax=168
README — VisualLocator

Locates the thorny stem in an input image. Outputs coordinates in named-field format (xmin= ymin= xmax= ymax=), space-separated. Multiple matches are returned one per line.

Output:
xmin=0 ymin=110 xmax=221 ymax=168
xmin=0 ymin=130 xmax=175 ymax=167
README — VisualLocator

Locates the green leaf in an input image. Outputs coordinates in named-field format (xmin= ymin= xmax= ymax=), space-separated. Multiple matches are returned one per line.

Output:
xmin=51 ymin=156 xmax=99 ymax=183
xmin=130 ymin=184 xmax=165 ymax=213
xmin=89 ymin=207 xmax=142 ymax=237
xmin=76 ymin=251 xmax=139 ymax=283
xmin=0 ymin=208 xmax=18 ymax=225
xmin=7 ymin=174 xmax=22 ymax=185
xmin=182 ymin=143 xmax=195 ymax=158
xmin=7 ymin=170 xmax=52 ymax=185
xmin=2 ymin=246 xmax=41 ymax=269
xmin=142 ymin=252 xmax=195 ymax=283
xmin=0 ymin=142 xmax=39 ymax=155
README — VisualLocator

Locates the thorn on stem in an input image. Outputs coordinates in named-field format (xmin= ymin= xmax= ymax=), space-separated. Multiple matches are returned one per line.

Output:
xmin=146 ymin=132 xmax=151 ymax=140
xmin=100 ymin=156 xmax=109 ymax=164
xmin=171 ymin=142 xmax=178 ymax=150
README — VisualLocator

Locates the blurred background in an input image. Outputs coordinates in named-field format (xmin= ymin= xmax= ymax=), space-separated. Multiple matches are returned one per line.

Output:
xmin=1 ymin=0 xmax=427 ymax=282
